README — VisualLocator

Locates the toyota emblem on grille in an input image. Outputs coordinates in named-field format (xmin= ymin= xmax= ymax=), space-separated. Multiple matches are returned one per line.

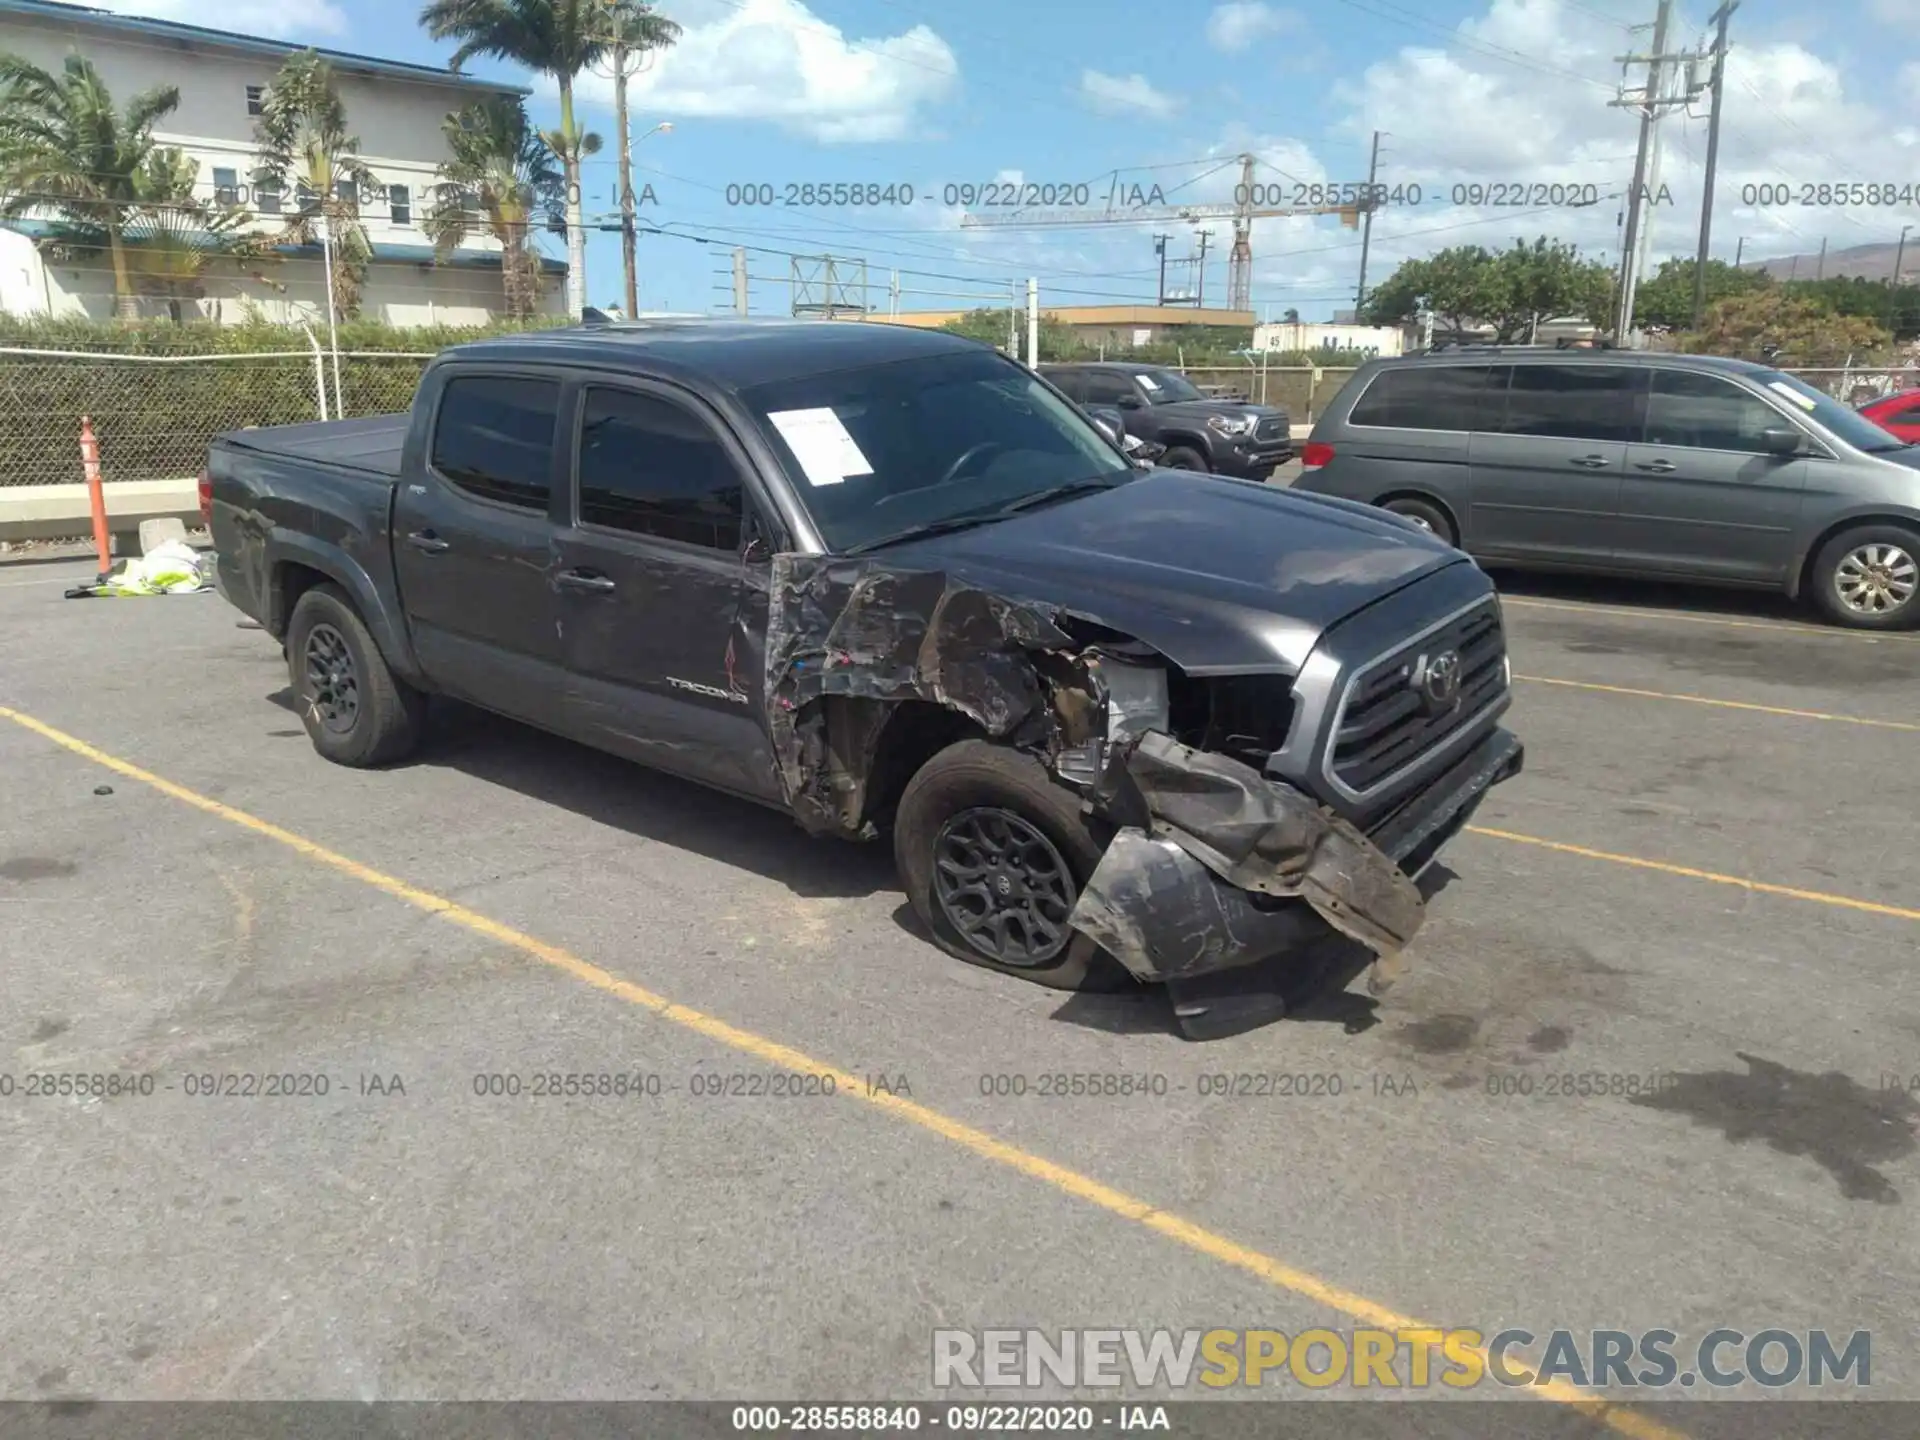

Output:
xmin=1412 ymin=648 xmax=1463 ymax=713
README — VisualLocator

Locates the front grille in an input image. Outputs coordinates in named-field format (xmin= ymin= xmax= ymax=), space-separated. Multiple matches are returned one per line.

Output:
xmin=1254 ymin=415 xmax=1288 ymax=442
xmin=1327 ymin=602 xmax=1507 ymax=795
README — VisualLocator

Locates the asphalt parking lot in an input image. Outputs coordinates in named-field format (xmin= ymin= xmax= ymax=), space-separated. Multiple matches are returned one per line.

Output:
xmin=3 ymin=546 xmax=1918 ymax=1433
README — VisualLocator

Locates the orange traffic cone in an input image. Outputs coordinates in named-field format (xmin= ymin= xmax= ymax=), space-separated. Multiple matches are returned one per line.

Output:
xmin=79 ymin=415 xmax=111 ymax=582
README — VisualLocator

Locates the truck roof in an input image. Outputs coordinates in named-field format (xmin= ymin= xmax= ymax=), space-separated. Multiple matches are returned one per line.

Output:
xmin=442 ymin=318 xmax=993 ymax=392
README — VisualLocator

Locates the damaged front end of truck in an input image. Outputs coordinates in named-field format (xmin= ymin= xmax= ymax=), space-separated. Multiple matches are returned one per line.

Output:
xmin=763 ymin=553 xmax=1519 ymax=1030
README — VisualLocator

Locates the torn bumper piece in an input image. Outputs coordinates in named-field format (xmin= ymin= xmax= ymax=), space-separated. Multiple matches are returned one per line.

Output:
xmin=1068 ymin=727 xmax=1524 ymax=990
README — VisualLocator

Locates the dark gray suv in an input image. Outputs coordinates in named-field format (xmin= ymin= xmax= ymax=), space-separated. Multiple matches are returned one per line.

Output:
xmin=1295 ymin=348 xmax=1920 ymax=629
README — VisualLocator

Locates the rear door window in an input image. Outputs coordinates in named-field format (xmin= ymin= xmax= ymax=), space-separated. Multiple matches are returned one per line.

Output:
xmin=1082 ymin=372 xmax=1140 ymax=405
xmin=1496 ymin=364 xmax=1639 ymax=443
xmin=1644 ymin=370 xmax=1793 ymax=453
xmin=431 ymin=374 xmax=562 ymax=510
xmin=1348 ymin=364 xmax=1504 ymax=431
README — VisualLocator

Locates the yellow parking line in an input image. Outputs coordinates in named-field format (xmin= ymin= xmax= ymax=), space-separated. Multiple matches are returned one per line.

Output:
xmin=1467 ymin=825 xmax=1920 ymax=923
xmin=1501 ymin=594 xmax=1920 ymax=642
xmin=1512 ymin=674 xmax=1920 ymax=732
xmin=0 ymin=701 xmax=1681 ymax=1439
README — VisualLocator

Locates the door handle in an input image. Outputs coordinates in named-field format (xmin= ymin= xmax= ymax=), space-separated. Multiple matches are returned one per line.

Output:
xmin=1568 ymin=455 xmax=1611 ymax=469
xmin=1635 ymin=459 xmax=1678 ymax=474
xmin=557 ymin=569 xmax=617 ymax=593
xmin=405 ymin=530 xmax=450 ymax=554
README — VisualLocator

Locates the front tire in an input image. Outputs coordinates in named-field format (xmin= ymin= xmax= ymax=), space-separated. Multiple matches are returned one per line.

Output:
xmin=1160 ymin=445 xmax=1209 ymax=472
xmin=1810 ymin=524 xmax=1920 ymax=630
xmin=894 ymin=740 xmax=1131 ymax=992
xmin=286 ymin=583 xmax=426 ymax=766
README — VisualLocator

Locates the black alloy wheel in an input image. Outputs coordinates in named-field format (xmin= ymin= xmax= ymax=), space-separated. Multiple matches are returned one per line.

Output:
xmin=930 ymin=806 xmax=1078 ymax=966
xmin=302 ymin=622 xmax=361 ymax=735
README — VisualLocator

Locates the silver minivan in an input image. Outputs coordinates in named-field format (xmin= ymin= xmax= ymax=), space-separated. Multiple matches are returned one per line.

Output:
xmin=1294 ymin=348 xmax=1920 ymax=629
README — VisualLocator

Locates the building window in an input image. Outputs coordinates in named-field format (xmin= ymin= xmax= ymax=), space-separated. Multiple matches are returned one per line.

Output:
xmin=212 ymin=167 xmax=238 ymax=206
xmin=295 ymin=180 xmax=318 ymax=213
xmin=255 ymin=176 xmax=281 ymax=215
xmin=245 ymin=84 xmax=264 ymax=116
xmin=334 ymin=178 xmax=357 ymax=207
xmin=388 ymin=183 xmax=411 ymax=226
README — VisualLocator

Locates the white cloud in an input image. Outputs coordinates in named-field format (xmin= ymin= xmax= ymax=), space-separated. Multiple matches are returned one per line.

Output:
xmin=1079 ymin=70 xmax=1180 ymax=118
xmin=96 ymin=0 xmax=347 ymax=39
xmin=1326 ymin=0 xmax=1920 ymax=271
xmin=576 ymin=0 xmax=957 ymax=143
xmin=1205 ymin=2 xmax=1296 ymax=52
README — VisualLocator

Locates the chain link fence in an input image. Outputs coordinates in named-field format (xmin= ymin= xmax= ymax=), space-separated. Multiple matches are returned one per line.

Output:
xmin=3 ymin=345 xmax=1915 ymax=489
xmin=0 ymin=348 xmax=431 ymax=487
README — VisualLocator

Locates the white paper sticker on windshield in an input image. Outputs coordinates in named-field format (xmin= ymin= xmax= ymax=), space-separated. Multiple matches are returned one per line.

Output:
xmin=1135 ymin=373 xmax=1160 ymax=390
xmin=766 ymin=407 xmax=874 ymax=487
xmin=1767 ymin=380 xmax=1818 ymax=412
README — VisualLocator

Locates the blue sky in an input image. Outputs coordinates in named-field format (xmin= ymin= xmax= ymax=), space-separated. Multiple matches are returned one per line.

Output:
xmin=126 ymin=0 xmax=1920 ymax=317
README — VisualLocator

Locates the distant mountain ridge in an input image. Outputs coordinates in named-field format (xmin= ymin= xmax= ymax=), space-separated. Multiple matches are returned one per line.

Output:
xmin=1739 ymin=240 xmax=1917 ymax=283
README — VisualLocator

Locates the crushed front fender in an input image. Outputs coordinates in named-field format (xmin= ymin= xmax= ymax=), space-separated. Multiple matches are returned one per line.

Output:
xmin=1068 ymin=731 xmax=1426 ymax=982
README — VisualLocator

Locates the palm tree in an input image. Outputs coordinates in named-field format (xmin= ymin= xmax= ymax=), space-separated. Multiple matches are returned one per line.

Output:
xmin=593 ymin=1 xmax=678 ymax=315
xmin=252 ymin=51 xmax=380 ymax=319
xmin=419 ymin=0 xmax=612 ymax=318
xmin=0 ymin=51 xmax=181 ymax=320
xmin=425 ymin=95 xmax=563 ymax=319
xmin=39 ymin=146 xmax=276 ymax=323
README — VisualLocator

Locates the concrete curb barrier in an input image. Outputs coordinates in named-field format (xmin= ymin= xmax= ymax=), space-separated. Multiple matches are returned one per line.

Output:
xmin=0 ymin=478 xmax=200 ymax=549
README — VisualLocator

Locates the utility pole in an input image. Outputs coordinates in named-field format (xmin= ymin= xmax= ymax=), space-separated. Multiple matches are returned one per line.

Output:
xmin=1894 ymin=224 xmax=1913 ymax=334
xmin=1734 ymin=235 xmax=1745 ymax=268
xmin=1026 ymin=278 xmax=1039 ymax=367
xmin=1611 ymin=0 xmax=1677 ymax=340
xmin=1816 ymin=236 xmax=1828 ymax=280
xmin=1194 ymin=229 xmax=1214 ymax=309
xmin=732 ymin=247 xmax=748 ymax=316
xmin=1691 ymin=0 xmax=1737 ymax=327
xmin=1152 ymin=233 xmax=1173 ymax=305
xmin=1356 ymin=129 xmax=1382 ymax=315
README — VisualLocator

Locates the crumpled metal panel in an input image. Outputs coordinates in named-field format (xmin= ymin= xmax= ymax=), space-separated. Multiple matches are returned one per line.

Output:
xmin=764 ymin=554 xmax=1095 ymax=835
xmin=1071 ymin=730 xmax=1426 ymax=977
xmin=1067 ymin=829 xmax=1332 ymax=983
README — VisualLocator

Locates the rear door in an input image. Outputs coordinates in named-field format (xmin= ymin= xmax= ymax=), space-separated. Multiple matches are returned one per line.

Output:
xmin=1613 ymin=368 xmax=1812 ymax=582
xmin=1467 ymin=362 xmax=1640 ymax=564
xmin=392 ymin=369 xmax=567 ymax=730
xmin=552 ymin=379 xmax=784 ymax=804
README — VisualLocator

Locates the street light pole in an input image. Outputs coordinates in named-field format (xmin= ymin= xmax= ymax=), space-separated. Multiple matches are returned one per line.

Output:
xmin=1894 ymin=224 xmax=1912 ymax=333
xmin=619 ymin=120 xmax=671 ymax=316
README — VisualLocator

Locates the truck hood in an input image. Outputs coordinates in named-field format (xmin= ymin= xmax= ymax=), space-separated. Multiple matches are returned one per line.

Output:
xmin=877 ymin=470 xmax=1463 ymax=674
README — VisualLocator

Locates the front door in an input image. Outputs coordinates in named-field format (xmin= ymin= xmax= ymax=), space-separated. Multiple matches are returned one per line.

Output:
xmin=553 ymin=381 xmax=784 ymax=804
xmin=1467 ymin=362 xmax=1640 ymax=565
xmin=1614 ymin=368 xmax=1810 ymax=583
xmin=391 ymin=368 xmax=567 ymax=731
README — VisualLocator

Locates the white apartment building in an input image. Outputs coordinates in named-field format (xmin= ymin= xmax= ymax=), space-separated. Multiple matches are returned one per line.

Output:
xmin=0 ymin=0 xmax=566 ymax=326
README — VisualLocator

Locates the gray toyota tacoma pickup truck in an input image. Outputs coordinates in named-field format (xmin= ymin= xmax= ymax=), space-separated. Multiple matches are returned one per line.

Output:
xmin=205 ymin=318 xmax=1523 ymax=1039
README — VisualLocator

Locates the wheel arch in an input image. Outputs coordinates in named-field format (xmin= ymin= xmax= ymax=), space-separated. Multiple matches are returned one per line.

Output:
xmin=1790 ymin=510 xmax=1920 ymax=599
xmin=1372 ymin=489 xmax=1462 ymax=544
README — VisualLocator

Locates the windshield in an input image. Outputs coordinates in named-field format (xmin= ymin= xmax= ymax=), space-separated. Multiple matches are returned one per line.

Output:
xmin=1754 ymin=371 xmax=1910 ymax=453
xmin=742 ymin=349 xmax=1136 ymax=552
xmin=1137 ymin=369 xmax=1204 ymax=402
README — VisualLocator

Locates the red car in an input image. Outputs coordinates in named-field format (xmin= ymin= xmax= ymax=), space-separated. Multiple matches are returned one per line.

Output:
xmin=1859 ymin=388 xmax=1920 ymax=443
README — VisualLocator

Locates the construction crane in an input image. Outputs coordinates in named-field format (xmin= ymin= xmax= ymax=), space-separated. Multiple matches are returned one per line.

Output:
xmin=957 ymin=154 xmax=1364 ymax=311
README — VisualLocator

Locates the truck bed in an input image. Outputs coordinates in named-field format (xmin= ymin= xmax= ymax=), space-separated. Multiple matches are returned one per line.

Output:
xmin=215 ymin=414 xmax=409 ymax=480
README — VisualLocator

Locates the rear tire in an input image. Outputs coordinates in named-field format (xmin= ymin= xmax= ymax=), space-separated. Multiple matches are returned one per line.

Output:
xmin=894 ymin=740 xmax=1132 ymax=993
xmin=1810 ymin=524 xmax=1920 ymax=630
xmin=286 ymin=583 xmax=426 ymax=766
xmin=1380 ymin=495 xmax=1457 ymax=547
xmin=1161 ymin=445 xmax=1209 ymax=472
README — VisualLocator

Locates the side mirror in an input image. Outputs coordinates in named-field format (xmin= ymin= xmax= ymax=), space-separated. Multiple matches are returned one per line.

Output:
xmin=1086 ymin=405 xmax=1123 ymax=440
xmin=742 ymin=532 xmax=772 ymax=565
xmin=1760 ymin=426 xmax=1803 ymax=457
